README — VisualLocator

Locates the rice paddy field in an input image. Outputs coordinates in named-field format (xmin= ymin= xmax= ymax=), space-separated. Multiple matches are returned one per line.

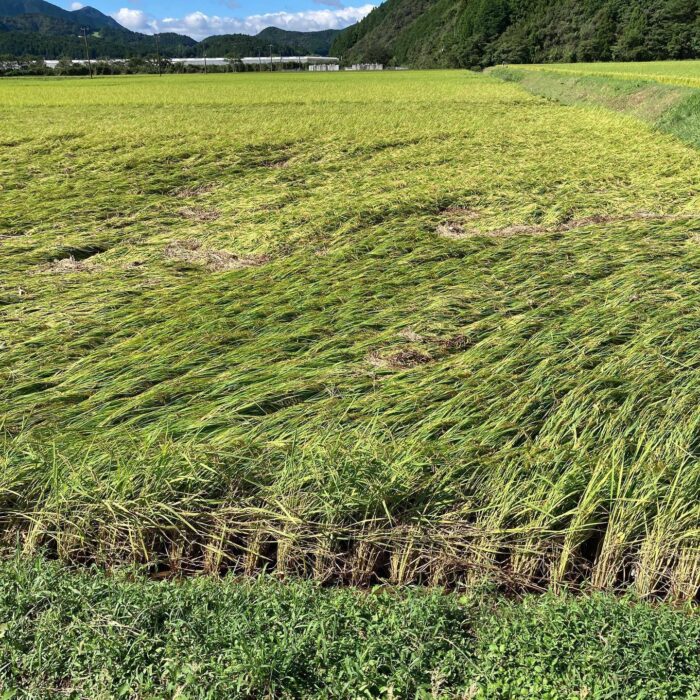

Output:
xmin=1 ymin=68 xmax=700 ymax=697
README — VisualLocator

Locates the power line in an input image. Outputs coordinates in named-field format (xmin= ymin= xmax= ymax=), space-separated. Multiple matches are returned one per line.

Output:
xmin=80 ymin=27 xmax=93 ymax=79
xmin=155 ymin=33 xmax=162 ymax=77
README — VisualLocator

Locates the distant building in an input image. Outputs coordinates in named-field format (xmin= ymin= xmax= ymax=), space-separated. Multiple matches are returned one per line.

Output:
xmin=346 ymin=64 xmax=384 ymax=71
xmin=308 ymin=64 xmax=339 ymax=72
xmin=170 ymin=58 xmax=229 ymax=67
xmin=42 ymin=56 xmax=340 ymax=70
xmin=239 ymin=56 xmax=340 ymax=69
xmin=45 ymin=59 xmax=120 ymax=69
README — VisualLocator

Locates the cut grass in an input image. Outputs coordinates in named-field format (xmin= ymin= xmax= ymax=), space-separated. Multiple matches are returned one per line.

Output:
xmin=1 ymin=71 xmax=700 ymax=597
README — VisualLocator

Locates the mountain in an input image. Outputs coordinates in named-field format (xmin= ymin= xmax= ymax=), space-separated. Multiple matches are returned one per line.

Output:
xmin=198 ymin=28 xmax=340 ymax=58
xmin=0 ymin=0 xmax=194 ymax=57
xmin=70 ymin=5 xmax=122 ymax=30
xmin=1 ymin=0 xmax=121 ymax=29
xmin=332 ymin=0 xmax=700 ymax=68
xmin=256 ymin=27 xmax=340 ymax=55
xmin=2 ymin=0 xmax=73 ymax=19
xmin=0 ymin=0 xmax=340 ymax=59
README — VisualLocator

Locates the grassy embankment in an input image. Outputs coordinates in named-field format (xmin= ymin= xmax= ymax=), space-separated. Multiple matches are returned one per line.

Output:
xmin=505 ymin=60 xmax=700 ymax=89
xmin=492 ymin=60 xmax=700 ymax=149
xmin=2 ymin=70 xmax=700 ymax=597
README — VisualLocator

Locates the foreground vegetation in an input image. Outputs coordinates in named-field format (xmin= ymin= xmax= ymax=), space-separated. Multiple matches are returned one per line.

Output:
xmin=2 ymin=70 xmax=700 ymax=599
xmin=1 ymin=557 xmax=698 ymax=699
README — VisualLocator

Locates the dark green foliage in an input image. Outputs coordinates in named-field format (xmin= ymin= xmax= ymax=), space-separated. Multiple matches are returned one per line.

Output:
xmin=330 ymin=0 xmax=434 ymax=61
xmin=199 ymin=28 xmax=340 ymax=59
xmin=659 ymin=89 xmax=700 ymax=146
xmin=0 ymin=27 xmax=197 ymax=61
xmin=0 ymin=557 xmax=698 ymax=698
xmin=1 ymin=0 xmax=92 ymax=22
xmin=256 ymin=26 xmax=341 ymax=56
xmin=473 ymin=595 xmax=700 ymax=699
xmin=332 ymin=0 xmax=700 ymax=67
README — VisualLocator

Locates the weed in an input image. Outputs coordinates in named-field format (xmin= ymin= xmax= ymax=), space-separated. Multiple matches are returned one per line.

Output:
xmin=0 ymin=557 xmax=697 ymax=699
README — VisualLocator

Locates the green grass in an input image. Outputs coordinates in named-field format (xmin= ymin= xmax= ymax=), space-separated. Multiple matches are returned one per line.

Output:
xmin=511 ymin=60 xmax=700 ymax=89
xmin=1 ymin=70 xmax=700 ymax=598
xmin=491 ymin=66 xmax=700 ymax=151
xmin=0 ymin=557 xmax=698 ymax=699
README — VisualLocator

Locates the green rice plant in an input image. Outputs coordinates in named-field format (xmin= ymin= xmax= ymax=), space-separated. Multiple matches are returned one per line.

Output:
xmin=1 ymin=70 xmax=700 ymax=598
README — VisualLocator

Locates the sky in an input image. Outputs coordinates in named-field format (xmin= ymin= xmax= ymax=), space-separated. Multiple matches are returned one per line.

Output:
xmin=58 ymin=0 xmax=376 ymax=40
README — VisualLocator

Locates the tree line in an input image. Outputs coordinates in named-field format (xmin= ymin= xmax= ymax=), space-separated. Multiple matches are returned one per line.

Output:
xmin=332 ymin=0 xmax=700 ymax=68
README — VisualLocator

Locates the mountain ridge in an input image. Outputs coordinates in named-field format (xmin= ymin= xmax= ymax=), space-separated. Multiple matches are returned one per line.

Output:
xmin=0 ymin=0 xmax=341 ymax=58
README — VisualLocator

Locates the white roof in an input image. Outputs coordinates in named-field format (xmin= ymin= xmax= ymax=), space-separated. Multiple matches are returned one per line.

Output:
xmin=240 ymin=56 xmax=339 ymax=65
xmin=42 ymin=56 xmax=339 ymax=69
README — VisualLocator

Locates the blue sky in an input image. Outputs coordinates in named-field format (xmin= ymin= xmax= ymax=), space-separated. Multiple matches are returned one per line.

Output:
xmin=58 ymin=0 xmax=376 ymax=39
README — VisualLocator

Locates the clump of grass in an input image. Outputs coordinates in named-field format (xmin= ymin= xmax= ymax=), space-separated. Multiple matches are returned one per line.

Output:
xmin=177 ymin=206 xmax=221 ymax=222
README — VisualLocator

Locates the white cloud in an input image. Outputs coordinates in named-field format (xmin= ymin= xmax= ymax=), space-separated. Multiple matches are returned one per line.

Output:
xmin=112 ymin=7 xmax=158 ymax=33
xmin=70 ymin=1 xmax=84 ymax=8
xmin=111 ymin=4 xmax=375 ymax=40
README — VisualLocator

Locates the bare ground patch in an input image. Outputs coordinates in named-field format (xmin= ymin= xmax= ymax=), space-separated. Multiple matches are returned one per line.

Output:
xmin=178 ymin=207 xmax=221 ymax=222
xmin=436 ymin=207 xmax=481 ymax=239
xmin=397 ymin=328 xmax=425 ymax=343
xmin=262 ymin=158 xmax=290 ymax=169
xmin=436 ymin=222 xmax=470 ymax=239
xmin=164 ymin=239 xmax=268 ymax=272
xmin=438 ymin=211 xmax=700 ymax=240
xmin=367 ymin=348 xmax=433 ymax=370
xmin=38 ymin=256 xmax=100 ymax=274
xmin=171 ymin=184 xmax=216 ymax=197
xmin=435 ymin=334 xmax=472 ymax=351
xmin=441 ymin=206 xmax=480 ymax=219
xmin=399 ymin=328 xmax=473 ymax=354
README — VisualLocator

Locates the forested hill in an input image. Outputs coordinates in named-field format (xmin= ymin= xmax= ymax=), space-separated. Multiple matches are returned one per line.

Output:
xmin=199 ymin=28 xmax=341 ymax=59
xmin=0 ymin=0 xmax=340 ymax=59
xmin=332 ymin=0 xmax=700 ymax=68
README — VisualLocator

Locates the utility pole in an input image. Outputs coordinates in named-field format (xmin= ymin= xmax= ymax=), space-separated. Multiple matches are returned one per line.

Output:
xmin=269 ymin=44 xmax=273 ymax=72
xmin=203 ymin=48 xmax=207 ymax=74
xmin=80 ymin=27 xmax=93 ymax=78
xmin=155 ymin=33 xmax=162 ymax=77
